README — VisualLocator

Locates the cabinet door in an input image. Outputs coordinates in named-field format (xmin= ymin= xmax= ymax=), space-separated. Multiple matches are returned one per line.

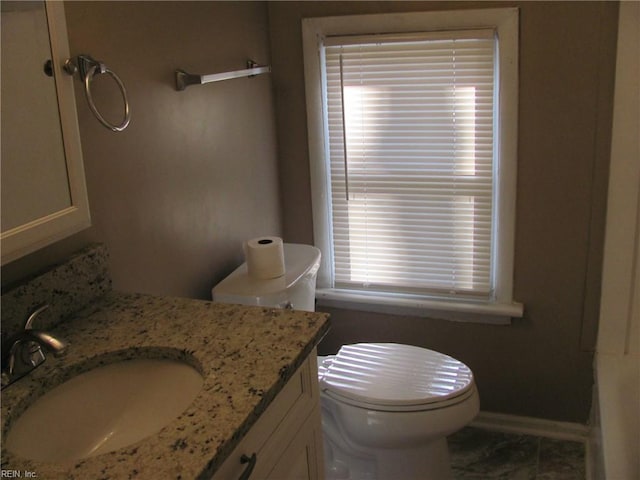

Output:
xmin=266 ymin=404 xmax=325 ymax=480
xmin=212 ymin=351 xmax=324 ymax=480
xmin=1 ymin=1 xmax=90 ymax=265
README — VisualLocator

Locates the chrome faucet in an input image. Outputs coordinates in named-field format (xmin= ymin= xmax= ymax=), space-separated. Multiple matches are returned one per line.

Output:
xmin=1 ymin=304 xmax=68 ymax=389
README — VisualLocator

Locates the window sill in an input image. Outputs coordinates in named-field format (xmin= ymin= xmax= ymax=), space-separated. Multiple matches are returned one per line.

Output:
xmin=315 ymin=288 xmax=524 ymax=325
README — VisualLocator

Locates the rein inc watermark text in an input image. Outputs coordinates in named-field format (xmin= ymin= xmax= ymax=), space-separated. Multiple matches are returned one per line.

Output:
xmin=1 ymin=471 xmax=37 ymax=478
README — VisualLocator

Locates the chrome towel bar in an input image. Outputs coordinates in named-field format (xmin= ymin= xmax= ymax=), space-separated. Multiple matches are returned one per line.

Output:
xmin=175 ymin=60 xmax=270 ymax=91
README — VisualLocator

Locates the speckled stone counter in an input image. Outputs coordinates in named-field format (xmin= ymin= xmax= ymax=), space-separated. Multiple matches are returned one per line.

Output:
xmin=1 ymin=244 xmax=111 ymax=338
xmin=1 ymin=292 xmax=330 ymax=479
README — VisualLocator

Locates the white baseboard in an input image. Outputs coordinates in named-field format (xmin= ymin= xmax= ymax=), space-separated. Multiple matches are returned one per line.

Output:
xmin=471 ymin=411 xmax=590 ymax=442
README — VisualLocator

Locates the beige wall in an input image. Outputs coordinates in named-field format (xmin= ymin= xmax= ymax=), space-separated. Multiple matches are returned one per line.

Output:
xmin=268 ymin=1 xmax=618 ymax=422
xmin=2 ymin=1 xmax=282 ymax=299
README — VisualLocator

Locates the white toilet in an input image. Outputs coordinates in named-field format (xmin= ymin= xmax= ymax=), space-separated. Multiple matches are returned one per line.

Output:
xmin=212 ymin=243 xmax=480 ymax=480
xmin=317 ymin=343 xmax=479 ymax=480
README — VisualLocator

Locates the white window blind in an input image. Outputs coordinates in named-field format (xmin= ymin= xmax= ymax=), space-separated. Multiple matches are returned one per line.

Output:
xmin=324 ymin=30 xmax=497 ymax=299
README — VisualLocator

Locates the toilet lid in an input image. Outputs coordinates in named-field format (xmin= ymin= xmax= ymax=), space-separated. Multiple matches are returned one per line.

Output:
xmin=320 ymin=343 xmax=474 ymax=408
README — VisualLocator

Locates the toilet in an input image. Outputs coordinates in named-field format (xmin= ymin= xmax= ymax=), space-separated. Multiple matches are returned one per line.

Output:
xmin=317 ymin=343 xmax=479 ymax=480
xmin=212 ymin=243 xmax=480 ymax=480
xmin=212 ymin=243 xmax=321 ymax=312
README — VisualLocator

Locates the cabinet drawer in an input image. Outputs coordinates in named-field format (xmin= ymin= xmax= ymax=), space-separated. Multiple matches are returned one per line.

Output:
xmin=212 ymin=349 xmax=320 ymax=480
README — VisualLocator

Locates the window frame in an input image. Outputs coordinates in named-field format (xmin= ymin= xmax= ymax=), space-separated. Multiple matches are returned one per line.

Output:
xmin=302 ymin=8 xmax=522 ymax=323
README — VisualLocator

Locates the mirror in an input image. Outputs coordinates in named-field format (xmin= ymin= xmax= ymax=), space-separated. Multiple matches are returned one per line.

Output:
xmin=1 ymin=1 xmax=90 ymax=265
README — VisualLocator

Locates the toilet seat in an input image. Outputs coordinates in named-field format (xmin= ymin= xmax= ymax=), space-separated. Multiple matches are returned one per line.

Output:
xmin=319 ymin=343 xmax=475 ymax=412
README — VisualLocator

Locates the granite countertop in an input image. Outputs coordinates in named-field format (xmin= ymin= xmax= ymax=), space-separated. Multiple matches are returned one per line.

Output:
xmin=0 ymin=291 xmax=330 ymax=479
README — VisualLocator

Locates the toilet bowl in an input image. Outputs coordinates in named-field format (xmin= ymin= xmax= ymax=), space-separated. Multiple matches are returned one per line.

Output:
xmin=212 ymin=243 xmax=479 ymax=479
xmin=318 ymin=343 xmax=479 ymax=480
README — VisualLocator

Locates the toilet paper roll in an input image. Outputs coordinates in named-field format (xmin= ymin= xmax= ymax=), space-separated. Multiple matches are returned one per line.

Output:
xmin=244 ymin=236 xmax=285 ymax=279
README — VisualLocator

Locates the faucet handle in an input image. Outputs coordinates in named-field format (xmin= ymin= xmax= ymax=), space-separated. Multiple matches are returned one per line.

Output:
xmin=24 ymin=304 xmax=49 ymax=330
xmin=20 ymin=340 xmax=46 ymax=369
xmin=4 ymin=338 xmax=45 ymax=375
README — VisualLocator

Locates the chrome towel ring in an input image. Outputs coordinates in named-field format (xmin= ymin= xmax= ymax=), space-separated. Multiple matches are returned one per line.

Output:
xmin=64 ymin=55 xmax=130 ymax=132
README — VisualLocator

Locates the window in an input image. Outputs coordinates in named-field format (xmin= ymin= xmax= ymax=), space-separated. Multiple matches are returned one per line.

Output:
xmin=303 ymin=9 xmax=522 ymax=323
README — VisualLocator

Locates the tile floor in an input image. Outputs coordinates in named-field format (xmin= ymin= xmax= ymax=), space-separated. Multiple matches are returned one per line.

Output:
xmin=448 ymin=427 xmax=586 ymax=480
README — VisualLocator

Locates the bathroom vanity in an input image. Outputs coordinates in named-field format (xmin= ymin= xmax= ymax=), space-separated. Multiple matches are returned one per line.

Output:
xmin=0 ymin=248 xmax=330 ymax=479
xmin=212 ymin=352 xmax=324 ymax=479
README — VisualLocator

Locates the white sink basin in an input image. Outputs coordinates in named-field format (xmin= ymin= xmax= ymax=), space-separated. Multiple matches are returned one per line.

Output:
xmin=6 ymin=358 xmax=203 ymax=462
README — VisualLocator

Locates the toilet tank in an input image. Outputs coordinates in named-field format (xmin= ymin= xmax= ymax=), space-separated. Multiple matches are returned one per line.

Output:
xmin=211 ymin=243 xmax=321 ymax=312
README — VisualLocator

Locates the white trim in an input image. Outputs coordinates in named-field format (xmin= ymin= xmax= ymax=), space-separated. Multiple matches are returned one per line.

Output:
xmin=303 ymin=8 xmax=519 ymax=38
xmin=316 ymin=288 xmax=523 ymax=324
xmin=471 ymin=411 xmax=590 ymax=442
xmin=492 ymin=9 xmax=519 ymax=305
xmin=591 ymin=4 xmax=640 ymax=480
xmin=302 ymin=8 xmax=520 ymax=320
xmin=303 ymin=23 xmax=333 ymax=288
xmin=596 ymin=0 xmax=640 ymax=356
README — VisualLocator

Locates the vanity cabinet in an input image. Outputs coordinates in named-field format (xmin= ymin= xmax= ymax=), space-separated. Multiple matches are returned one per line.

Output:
xmin=212 ymin=350 xmax=325 ymax=480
